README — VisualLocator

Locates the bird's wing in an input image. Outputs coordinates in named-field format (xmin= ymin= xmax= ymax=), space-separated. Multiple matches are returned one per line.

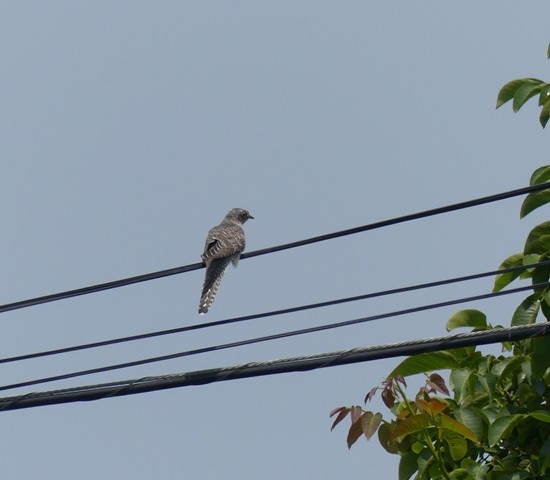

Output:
xmin=201 ymin=225 xmax=244 ymax=262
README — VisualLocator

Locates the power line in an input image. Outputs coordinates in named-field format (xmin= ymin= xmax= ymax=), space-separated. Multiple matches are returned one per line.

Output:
xmin=0 ymin=263 xmax=203 ymax=314
xmin=0 ymin=182 xmax=548 ymax=315
xmin=0 ymin=321 xmax=548 ymax=412
xmin=1 ymin=259 xmax=548 ymax=366
xmin=1 ymin=281 xmax=547 ymax=392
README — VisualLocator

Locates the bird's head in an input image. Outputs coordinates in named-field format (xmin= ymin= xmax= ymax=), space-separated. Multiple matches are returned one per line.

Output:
xmin=227 ymin=208 xmax=254 ymax=224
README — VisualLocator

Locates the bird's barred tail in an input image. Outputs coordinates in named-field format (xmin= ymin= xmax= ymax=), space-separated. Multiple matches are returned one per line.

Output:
xmin=198 ymin=257 xmax=231 ymax=314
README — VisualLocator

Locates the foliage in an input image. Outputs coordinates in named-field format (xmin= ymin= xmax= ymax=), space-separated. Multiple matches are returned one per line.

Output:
xmin=330 ymin=166 xmax=550 ymax=479
xmin=495 ymin=44 xmax=550 ymax=128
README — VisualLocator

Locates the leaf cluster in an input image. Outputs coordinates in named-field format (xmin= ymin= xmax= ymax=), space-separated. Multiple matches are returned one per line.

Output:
xmin=496 ymin=44 xmax=550 ymax=128
xmin=331 ymin=166 xmax=550 ymax=480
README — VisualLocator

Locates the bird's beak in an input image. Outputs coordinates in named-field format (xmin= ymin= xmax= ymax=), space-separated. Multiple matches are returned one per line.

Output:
xmin=248 ymin=214 xmax=254 ymax=220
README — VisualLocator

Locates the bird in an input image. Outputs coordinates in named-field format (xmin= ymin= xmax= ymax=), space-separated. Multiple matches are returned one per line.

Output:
xmin=198 ymin=208 xmax=254 ymax=314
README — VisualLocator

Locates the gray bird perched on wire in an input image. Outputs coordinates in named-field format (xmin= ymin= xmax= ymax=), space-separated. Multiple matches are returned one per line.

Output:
xmin=198 ymin=208 xmax=254 ymax=314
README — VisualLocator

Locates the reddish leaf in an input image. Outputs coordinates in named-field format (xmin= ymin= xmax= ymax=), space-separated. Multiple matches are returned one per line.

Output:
xmin=364 ymin=386 xmax=379 ymax=403
xmin=329 ymin=406 xmax=347 ymax=417
xmin=350 ymin=405 xmax=363 ymax=424
xmin=397 ymin=408 xmax=410 ymax=420
xmin=417 ymin=398 xmax=447 ymax=415
xmin=381 ymin=377 xmax=393 ymax=387
xmin=427 ymin=373 xmax=450 ymax=396
xmin=416 ymin=398 xmax=430 ymax=413
xmin=430 ymin=399 xmax=448 ymax=415
xmin=417 ymin=387 xmax=430 ymax=401
xmin=330 ymin=407 xmax=350 ymax=431
xmin=395 ymin=375 xmax=407 ymax=388
xmin=347 ymin=417 xmax=363 ymax=449
xmin=382 ymin=388 xmax=396 ymax=408
xmin=390 ymin=414 xmax=431 ymax=441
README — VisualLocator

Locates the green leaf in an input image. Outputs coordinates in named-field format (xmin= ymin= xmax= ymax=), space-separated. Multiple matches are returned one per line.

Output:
xmin=378 ymin=422 xmax=399 ymax=454
xmin=520 ymin=359 xmax=532 ymax=383
xmin=444 ymin=432 xmax=468 ymax=461
xmin=524 ymin=222 xmax=550 ymax=255
xmin=523 ymin=252 xmax=541 ymax=266
xmin=411 ymin=441 xmax=424 ymax=454
xmin=478 ymin=372 xmax=498 ymax=400
xmin=541 ymin=97 xmax=550 ymax=128
xmin=462 ymin=459 xmax=490 ymax=480
xmin=479 ymin=405 xmax=500 ymax=425
xmin=447 ymin=309 xmax=488 ymax=331
xmin=495 ymin=355 xmax=527 ymax=389
xmin=454 ymin=407 xmax=484 ymax=441
xmin=450 ymin=369 xmax=475 ymax=404
xmin=388 ymin=351 xmax=459 ymax=378
xmin=496 ymin=79 xmax=522 ymax=108
xmin=493 ymin=253 xmax=524 ymax=292
xmin=513 ymin=81 xmax=544 ymax=112
xmin=496 ymin=78 xmax=543 ymax=108
xmin=540 ymin=435 xmax=550 ymax=474
xmin=539 ymin=84 xmax=550 ymax=106
xmin=488 ymin=414 xmax=526 ymax=447
xmin=541 ymin=295 xmax=550 ymax=321
xmin=529 ymin=410 xmax=550 ymax=424
xmin=398 ymin=451 xmax=418 ymax=480
xmin=532 ymin=335 xmax=550 ymax=379
xmin=439 ymin=413 xmax=478 ymax=442
xmin=520 ymin=257 xmax=537 ymax=279
xmin=529 ymin=165 xmax=550 ymax=186
xmin=417 ymin=449 xmax=434 ymax=479
xmin=361 ymin=411 xmax=382 ymax=440
xmin=521 ymin=190 xmax=550 ymax=218
xmin=391 ymin=414 xmax=431 ymax=441
xmin=428 ymin=463 xmax=443 ymax=479
xmin=448 ymin=468 xmax=471 ymax=480
xmin=511 ymin=294 xmax=540 ymax=326
xmin=443 ymin=347 xmax=475 ymax=363
xmin=532 ymin=259 xmax=550 ymax=290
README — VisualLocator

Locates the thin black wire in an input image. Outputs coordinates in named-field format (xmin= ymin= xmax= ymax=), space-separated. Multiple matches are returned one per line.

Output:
xmin=1 ymin=281 xmax=547 ymax=392
xmin=0 ymin=182 xmax=548 ymax=315
xmin=1 ymin=321 xmax=549 ymax=412
xmin=1 ymin=259 xmax=548 ymax=366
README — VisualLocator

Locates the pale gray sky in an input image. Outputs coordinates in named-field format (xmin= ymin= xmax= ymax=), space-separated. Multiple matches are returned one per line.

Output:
xmin=1 ymin=2 xmax=549 ymax=478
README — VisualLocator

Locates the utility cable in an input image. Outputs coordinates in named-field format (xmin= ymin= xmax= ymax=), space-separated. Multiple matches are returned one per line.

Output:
xmin=0 ymin=321 xmax=549 ymax=412
xmin=0 ymin=182 xmax=548 ymax=314
xmin=0 ymin=281 xmax=547 ymax=393
xmin=1 ymin=260 xmax=548 ymax=366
